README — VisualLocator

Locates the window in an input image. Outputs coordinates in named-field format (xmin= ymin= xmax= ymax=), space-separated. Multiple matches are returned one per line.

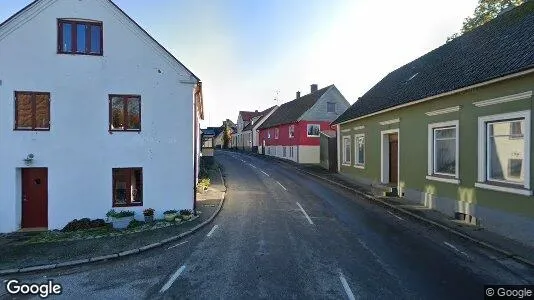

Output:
xmin=342 ymin=136 xmax=351 ymax=165
xmin=283 ymin=146 xmax=287 ymax=157
xmin=289 ymin=125 xmax=295 ymax=138
xmin=428 ymin=121 xmax=459 ymax=181
xmin=112 ymin=168 xmax=143 ymax=207
xmin=109 ymin=95 xmax=141 ymax=131
xmin=327 ymin=102 xmax=336 ymax=113
xmin=477 ymin=111 xmax=531 ymax=194
xmin=307 ymin=124 xmax=320 ymax=137
xmin=275 ymin=128 xmax=279 ymax=139
xmin=268 ymin=130 xmax=271 ymax=139
xmin=14 ymin=91 xmax=50 ymax=130
xmin=289 ymin=147 xmax=293 ymax=158
xmin=58 ymin=19 xmax=103 ymax=55
xmin=355 ymin=134 xmax=365 ymax=167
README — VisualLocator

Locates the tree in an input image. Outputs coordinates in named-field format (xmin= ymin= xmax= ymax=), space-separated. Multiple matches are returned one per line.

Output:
xmin=447 ymin=0 xmax=524 ymax=42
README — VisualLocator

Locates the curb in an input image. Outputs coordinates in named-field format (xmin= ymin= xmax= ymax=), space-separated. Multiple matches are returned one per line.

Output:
xmin=0 ymin=168 xmax=227 ymax=276
xmin=229 ymin=150 xmax=534 ymax=268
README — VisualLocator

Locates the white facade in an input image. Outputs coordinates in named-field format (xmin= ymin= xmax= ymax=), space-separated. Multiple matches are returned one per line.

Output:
xmin=0 ymin=0 xmax=200 ymax=232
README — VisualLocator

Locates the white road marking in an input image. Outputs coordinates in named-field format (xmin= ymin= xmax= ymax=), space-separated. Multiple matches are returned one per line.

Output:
xmin=339 ymin=272 xmax=356 ymax=300
xmin=167 ymin=240 xmax=189 ymax=250
xmin=260 ymin=170 xmax=270 ymax=177
xmin=443 ymin=241 xmax=470 ymax=258
xmin=387 ymin=211 xmax=404 ymax=221
xmin=276 ymin=181 xmax=287 ymax=190
xmin=296 ymin=202 xmax=314 ymax=225
xmin=248 ymin=163 xmax=257 ymax=169
xmin=159 ymin=265 xmax=186 ymax=293
xmin=207 ymin=225 xmax=219 ymax=237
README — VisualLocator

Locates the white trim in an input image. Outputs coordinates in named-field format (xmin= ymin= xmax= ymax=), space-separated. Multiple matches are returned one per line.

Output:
xmin=342 ymin=135 xmax=351 ymax=165
xmin=477 ymin=110 xmax=531 ymax=190
xmin=427 ymin=120 xmax=459 ymax=178
xmin=380 ymin=129 xmax=400 ymax=186
xmin=335 ymin=68 xmax=534 ymax=126
xmin=354 ymin=133 xmax=365 ymax=167
xmin=337 ymin=125 xmax=341 ymax=172
xmin=474 ymin=182 xmax=532 ymax=196
xmin=353 ymin=126 xmax=365 ymax=131
xmin=473 ymin=91 xmax=533 ymax=107
xmin=425 ymin=106 xmax=461 ymax=116
xmin=426 ymin=176 xmax=460 ymax=185
xmin=341 ymin=129 xmax=351 ymax=133
xmin=379 ymin=118 xmax=400 ymax=126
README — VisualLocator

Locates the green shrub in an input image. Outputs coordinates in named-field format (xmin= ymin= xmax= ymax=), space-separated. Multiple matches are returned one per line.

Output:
xmin=61 ymin=218 xmax=108 ymax=232
xmin=106 ymin=209 xmax=135 ymax=218
xmin=127 ymin=219 xmax=144 ymax=229
xmin=163 ymin=210 xmax=178 ymax=214
xmin=179 ymin=209 xmax=192 ymax=216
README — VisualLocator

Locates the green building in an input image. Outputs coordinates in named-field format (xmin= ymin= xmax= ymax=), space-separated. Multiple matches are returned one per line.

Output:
xmin=332 ymin=2 xmax=534 ymax=246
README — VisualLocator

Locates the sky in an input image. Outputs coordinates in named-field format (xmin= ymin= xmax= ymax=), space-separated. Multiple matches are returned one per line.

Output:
xmin=1 ymin=0 xmax=479 ymax=127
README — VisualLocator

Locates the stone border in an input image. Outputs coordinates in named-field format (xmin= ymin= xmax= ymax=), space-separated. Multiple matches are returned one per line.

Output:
xmin=228 ymin=150 xmax=534 ymax=268
xmin=0 ymin=168 xmax=227 ymax=276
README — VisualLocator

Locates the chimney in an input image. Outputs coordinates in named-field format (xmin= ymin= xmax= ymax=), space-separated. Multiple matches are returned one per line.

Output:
xmin=311 ymin=84 xmax=318 ymax=93
xmin=296 ymin=91 xmax=301 ymax=99
xmin=255 ymin=110 xmax=258 ymax=112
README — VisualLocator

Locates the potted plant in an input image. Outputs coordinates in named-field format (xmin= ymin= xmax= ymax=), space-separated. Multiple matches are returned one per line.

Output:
xmin=106 ymin=209 xmax=135 ymax=229
xmin=180 ymin=209 xmax=192 ymax=221
xmin=163 ymin=210 xmax=178 ymax=222
xmin=143 ymin=208 xmax=155 ymax=223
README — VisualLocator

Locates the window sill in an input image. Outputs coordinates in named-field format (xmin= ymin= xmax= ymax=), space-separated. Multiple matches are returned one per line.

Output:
xmin=354 ymin=164 xmax=365 ymax=169
xmin=426 ymin=175 xmax=459 ymax=185
xmin=474 ymin=182 xmax=532 ymax=196
xmin=341 ymin=163 xmax=351 ymax=167
xmin=58 ymin=51 xmax=103 ymax=56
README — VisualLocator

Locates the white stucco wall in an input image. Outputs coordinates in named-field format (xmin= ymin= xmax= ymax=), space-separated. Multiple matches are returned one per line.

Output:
xmin=0 ymin=0 xmax=197 ymax=232
xmin=298 ymin=146 xmax=320 ymax=164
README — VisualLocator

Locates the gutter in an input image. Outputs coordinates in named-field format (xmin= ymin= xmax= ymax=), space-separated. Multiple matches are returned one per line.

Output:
xmin=333 ymin=67 xmax=534 ymax=126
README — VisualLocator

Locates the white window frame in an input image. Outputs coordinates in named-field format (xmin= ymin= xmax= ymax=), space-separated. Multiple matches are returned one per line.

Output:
xmin=307 ymin=124 xmax=321 ymax=137
xmin=268 ymin=130 xmax=271 ymax=139
xmin=426 ymin=120 xmax=460 ymax=184
xmin=289 ymin=125 xmax=295 ymax=138
xmin=476 ymin=110 xmax=531 ymax=195
xmin=342 ymin=136 xmax=351 ymax=166
xmin=275 ymin=128 xmax=279 ymax=139
xmin=354 ymin=133 xmax=365 ymax=168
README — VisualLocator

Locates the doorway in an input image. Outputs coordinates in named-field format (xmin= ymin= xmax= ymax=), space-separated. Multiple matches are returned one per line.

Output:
xmin=21 ymin=168 xmax=48 ymax=229
xmin=381 ymin=130 xmax=399 ymax=186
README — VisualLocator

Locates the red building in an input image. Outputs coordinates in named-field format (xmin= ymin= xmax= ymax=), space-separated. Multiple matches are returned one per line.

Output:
xmin=257 ymin=84 xmax=350 ymax=163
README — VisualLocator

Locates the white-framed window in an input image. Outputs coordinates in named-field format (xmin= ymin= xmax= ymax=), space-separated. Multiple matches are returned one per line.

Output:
xmin=354 ymin=134 xmax=365 ymax=167
xmin=427 ymin=121 xmax=459 ymax=184
xmin=289 ymin=147 xmax=293 ymax=157
xmin=307 ymin=124 xmax=320 ymax=137
xmin=275 ymin=128 xmax=279 ymax=139
xmin=268 ymin=130 xmax=271 ymax=139
xmin=283 ymin=146 xmax=286 ymax=157
xmin=476 ymin=111 xmax=531 ymax=195
xmin=327 ymin=102 xmax=336 ymax=113
xmin=342 ymin=136 xmax=351 ymax=165
xmin=289 ymin=125 xmax=295 ymax=138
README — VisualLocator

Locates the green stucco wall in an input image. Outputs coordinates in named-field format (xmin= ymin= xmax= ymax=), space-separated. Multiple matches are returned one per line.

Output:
xmin=339 ymin=73 xmax=534 ymax=217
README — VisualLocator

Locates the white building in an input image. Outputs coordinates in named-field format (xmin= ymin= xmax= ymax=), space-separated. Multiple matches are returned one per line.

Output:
xmin=0 ymin=0 xmax=203 ymax=232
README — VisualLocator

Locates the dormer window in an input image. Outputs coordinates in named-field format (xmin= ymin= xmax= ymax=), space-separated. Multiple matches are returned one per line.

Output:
xmin=58 ymin=19 xmax=103 ymax=55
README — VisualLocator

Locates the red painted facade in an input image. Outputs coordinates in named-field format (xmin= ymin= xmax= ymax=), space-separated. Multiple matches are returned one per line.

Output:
xmin=258 ymin=121 xmax=333 ymax=147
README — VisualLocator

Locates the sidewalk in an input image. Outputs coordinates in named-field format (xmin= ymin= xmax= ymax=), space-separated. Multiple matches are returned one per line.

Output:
xmin=0 ymin=168 xmax=226 ymax=274
xmin=231 ymin=150 xmax=534 ymax=267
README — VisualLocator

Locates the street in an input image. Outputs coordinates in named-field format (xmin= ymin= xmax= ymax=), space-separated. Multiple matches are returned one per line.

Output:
xmin=2 ymin=150 xmax=534 ymax=299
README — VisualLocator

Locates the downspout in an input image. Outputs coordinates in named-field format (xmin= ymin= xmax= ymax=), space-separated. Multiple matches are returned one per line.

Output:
xmin=192 ymin=81 xmax=203 ymax=215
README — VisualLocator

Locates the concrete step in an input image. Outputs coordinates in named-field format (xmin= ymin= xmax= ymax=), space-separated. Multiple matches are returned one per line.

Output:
xmin=371 ymin=184 xmax=398 ymax=197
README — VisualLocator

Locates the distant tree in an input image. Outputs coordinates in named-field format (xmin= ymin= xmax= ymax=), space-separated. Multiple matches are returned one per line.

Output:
xmin=447 ymin=0 xmax=524 ymax=42
xmin=222 ymin=122 xmax=232 ymax=149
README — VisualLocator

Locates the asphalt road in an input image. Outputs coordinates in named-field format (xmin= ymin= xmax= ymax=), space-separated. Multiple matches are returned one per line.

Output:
xmin=2 ymin=150 xmax=534 ymax=300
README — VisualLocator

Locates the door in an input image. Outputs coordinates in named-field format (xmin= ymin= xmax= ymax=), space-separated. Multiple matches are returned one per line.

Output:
xmin=389 ymin=134 xmax=398 ymax=184
xmin=22 ymin=168 xmax=48 ymax=228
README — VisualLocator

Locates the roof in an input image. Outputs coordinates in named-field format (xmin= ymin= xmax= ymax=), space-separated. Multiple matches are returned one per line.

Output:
xmin=242 ymin=106 xmax=277 ymax=131
xmin=320 ymin=130 xmax=336 ymax=138
xmin=259 ymin=85 xmax=333 ymax=129
xmin=333 ymin=1 xmax=534 ymax=124
xmin=201 ymin=128 xmax=216 ymax=136
xmin=0 ymin=0 xmax=200 ymax=82
xmin=239 ymin=110 xmax=263 ymax=122
xmin=205 ymin=126 xmax=223 ymax=136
